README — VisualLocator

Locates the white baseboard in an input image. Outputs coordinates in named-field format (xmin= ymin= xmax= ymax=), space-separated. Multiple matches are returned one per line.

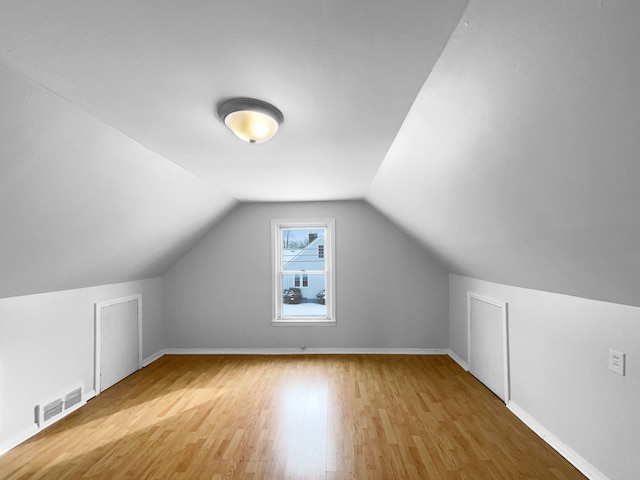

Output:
xmin=143 ymin=350 xmax=166 ymax=366
xmin=507 ymin=401 xmax=608 ymax=480
xmin=0 ymin=424 xmax=39 ymax=457
xmin=1 ymin=388 xmax=96 ymax=458
xmin=159 ymin=347 xmax=450 ymax=356
xmin=0 ymin=401 xmax=89 ymax=457
xmin=448 ymin=350 xmax=468 ymax=371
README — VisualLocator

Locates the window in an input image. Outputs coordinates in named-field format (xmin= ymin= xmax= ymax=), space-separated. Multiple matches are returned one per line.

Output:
xmin=272 ymin=218 xmax=336 ymax=325
xmin=293 ymin=274 xmax=309 ymax=288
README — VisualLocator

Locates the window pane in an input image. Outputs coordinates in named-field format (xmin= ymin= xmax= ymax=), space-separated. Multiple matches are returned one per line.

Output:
xmin=281 ymin=228 xmax=326 ymax=271
xmin=282 ymin=273 xmax=326 ymax=317
xmin=273 ymin=219 xmax=334 ymax=324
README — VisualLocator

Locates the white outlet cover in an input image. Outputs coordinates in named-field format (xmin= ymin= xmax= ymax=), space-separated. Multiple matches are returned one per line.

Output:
xmin=609 ymin=349 xmax=625 ymax=376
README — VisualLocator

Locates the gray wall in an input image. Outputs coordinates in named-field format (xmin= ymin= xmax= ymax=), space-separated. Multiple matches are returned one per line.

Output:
xmin=0 ymin=277 xmax=165 ymax=451
xmin=164 ymin=201 xmax=449 ymax=349
xmin=449 ymin=274 xmax=640 ymax=480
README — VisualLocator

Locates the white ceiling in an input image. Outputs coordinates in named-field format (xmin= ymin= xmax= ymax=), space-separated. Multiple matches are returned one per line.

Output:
xmin=0 ymin=0 xmax=467 ymax=298
xmin=2 ymin=0 xmax=640 ymax=307
xmin=367 ymin=0 xmax=640 ymax=306
xmin=0 ymin=0 xmax=467 ymax=201
xmin=0 ymin=60 xmax=235 ymax=298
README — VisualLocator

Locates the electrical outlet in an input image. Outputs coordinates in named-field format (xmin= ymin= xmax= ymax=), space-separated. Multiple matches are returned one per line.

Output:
xmin=609 ymin=349 xmax=625 ymax=376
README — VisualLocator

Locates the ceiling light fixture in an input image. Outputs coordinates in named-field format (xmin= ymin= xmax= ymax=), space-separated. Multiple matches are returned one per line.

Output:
xmin=217 ymin=97 xmax=284 ymax=144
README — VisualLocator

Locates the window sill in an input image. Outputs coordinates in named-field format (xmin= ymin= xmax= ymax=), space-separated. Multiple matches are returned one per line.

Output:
xmin=271 ymin=319 xmax=337 ymax=327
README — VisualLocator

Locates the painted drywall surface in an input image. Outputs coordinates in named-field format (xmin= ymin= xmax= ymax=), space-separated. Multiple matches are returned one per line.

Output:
xmin=0 ymin=277 xmax=164 ymax=449
xmin=0 ymin=0 xmax=469 ymax=202
xmin=164 ymin=201 xmax=449 ymax=349
xmin=367 ymin=1 xmax=640 ymax=308
xmin=449 ymin=274 xmax=640 ymax=480
xmin=0 ymin=61 xmax=235 ymax=299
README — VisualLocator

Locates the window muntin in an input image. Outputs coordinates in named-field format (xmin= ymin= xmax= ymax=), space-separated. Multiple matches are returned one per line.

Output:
xmin=272 ymin=219 xmax=335 ymax=325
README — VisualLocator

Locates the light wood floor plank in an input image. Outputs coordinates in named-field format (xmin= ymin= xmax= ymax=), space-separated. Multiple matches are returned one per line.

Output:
xmin=0 ymin=355 xmax=585 ymax=479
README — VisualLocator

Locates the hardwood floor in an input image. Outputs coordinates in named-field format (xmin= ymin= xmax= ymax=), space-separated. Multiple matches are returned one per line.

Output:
xmin=0 ymin=355 xmax=585 ymax=479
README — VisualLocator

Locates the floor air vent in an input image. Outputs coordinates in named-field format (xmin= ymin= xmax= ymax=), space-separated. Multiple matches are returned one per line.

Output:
xmin=64 ymin=387 xmax=82 ymax=410
xmin=42 ymin=399 xmax=63 ymax=422
xmin=36 ymin=383 xmax=85 ymax=428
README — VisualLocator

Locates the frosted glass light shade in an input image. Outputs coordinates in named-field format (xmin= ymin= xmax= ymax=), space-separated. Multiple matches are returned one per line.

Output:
xmin=217 ymin=98 xmax=284 ymax=144
xmin=224 ymin=110 xmax=279 ymax=143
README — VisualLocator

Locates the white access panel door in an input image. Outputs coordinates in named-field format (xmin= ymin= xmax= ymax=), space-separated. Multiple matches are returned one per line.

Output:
xmin=468 ymin=294 xmax=509 ymax=402
xmin=97 ymin=297 xmax=141 ymax=393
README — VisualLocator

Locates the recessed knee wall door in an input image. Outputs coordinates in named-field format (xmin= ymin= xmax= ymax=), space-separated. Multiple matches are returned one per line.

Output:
xmin=468 ymin=293 xmax=510 ymax=403
xmin=95 ymin=295 xmax=142 ymax=393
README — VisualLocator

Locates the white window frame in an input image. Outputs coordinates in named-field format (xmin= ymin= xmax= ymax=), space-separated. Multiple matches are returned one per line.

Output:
xmin=272 ymin=218 xmax=336 ymax=326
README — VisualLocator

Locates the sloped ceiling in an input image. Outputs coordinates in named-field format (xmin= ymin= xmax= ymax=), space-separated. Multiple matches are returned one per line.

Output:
xmin=2 ymin=0 xmax=639 ymax=308
xmin=0 ymin=0 xmax=467 ymax=298
xmin=0 ymin=0 xmax=467 ymax=201
xmin=367 ymin=1 xmax=640 ymax=307
xmin=0 ymin=61 xmax=235 ymax=298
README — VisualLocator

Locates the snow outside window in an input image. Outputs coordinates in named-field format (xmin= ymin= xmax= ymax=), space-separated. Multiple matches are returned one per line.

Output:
xmin=272 ymin=218 xmax=336 ymax=326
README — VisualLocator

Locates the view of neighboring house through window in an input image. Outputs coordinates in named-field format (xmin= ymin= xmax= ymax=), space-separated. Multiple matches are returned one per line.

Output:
xmin=272 ymin=218 xmax=336 ymax=325
xmin=293 ymin=274 xmax=309 ymax=288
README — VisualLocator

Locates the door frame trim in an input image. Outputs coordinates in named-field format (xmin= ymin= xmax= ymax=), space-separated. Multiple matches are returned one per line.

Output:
xmin=467 ymin=292 xmax=510 ymax=403
xmin=94 ymin=294 xmax=142 ymax=394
